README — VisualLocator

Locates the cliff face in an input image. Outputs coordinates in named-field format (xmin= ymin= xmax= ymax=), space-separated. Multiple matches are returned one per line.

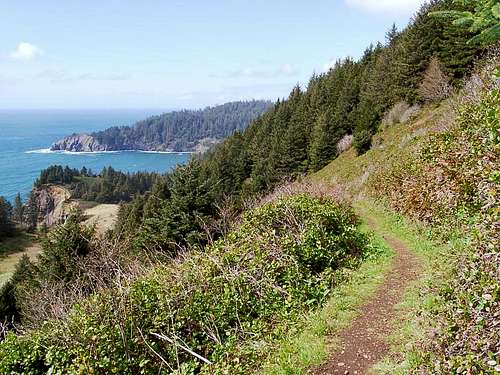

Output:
xmin=23 ymin=185 xmax=77 ymax=228
xmin=50 ymin=134 xmax=170 ymax=152
xmin=51 ymin=134 xmax=107 ymax=152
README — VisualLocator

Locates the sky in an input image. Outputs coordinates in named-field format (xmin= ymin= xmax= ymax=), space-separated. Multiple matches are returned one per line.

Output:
xmin=0 ymin=0 xmax=427 ymax=109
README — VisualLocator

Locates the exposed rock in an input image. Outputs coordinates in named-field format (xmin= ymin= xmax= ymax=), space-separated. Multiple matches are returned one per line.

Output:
xmin=48 ymin=101 xmax=274 ymax=153
xmin=50 ymin=134 xmax=106 ymax=152
xmin=23 ymin=185 xmax=77 ymax=228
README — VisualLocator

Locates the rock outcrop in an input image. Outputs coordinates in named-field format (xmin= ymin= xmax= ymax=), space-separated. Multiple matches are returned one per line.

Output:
xmin=23 ymin=185 xmax=77 ymax=228
xmin=50 ymin=134 xmax=106 ymax=152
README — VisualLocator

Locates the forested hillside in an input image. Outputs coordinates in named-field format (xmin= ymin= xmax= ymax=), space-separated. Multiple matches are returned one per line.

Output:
xmin=0 ymin=0 xmax=498 ymax=373
xmin=116 ymin=0 xmax=488 ymax=250
xmin=34 ymin=165 xmax=159 ymax=203
xmin=51 ymin=100 xmax=273 ymax=152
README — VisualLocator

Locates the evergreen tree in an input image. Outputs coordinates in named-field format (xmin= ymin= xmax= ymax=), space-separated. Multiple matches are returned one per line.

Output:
xmin=0 ymin=197 xmax=14 ymax=239
xmin=386 ymin=23 xmax=399 ymax=45
xmin=37 ymin=212 xmax=94 ymax=283
xmin=13 ymin=193 xmax=24 ymax=223
xmin=309 ymin=112 xmax=337 ymax=171
xmin=432 ymin=0 xmax=500 ymax=45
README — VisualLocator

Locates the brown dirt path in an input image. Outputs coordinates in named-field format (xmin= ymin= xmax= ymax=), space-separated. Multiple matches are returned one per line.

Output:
xmin=311 ymin=225 xmax=420 ymax=375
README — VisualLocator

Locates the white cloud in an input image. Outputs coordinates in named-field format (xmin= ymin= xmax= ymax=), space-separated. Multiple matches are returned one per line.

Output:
xmin=10 ymin=42 xmax=44 ymax=61
xmin=344 ymin=0 xmax=426 ymax=13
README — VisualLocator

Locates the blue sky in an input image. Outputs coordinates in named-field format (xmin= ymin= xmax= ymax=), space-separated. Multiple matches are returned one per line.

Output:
xmin=0 ymin=0 xmax=426 ymax=109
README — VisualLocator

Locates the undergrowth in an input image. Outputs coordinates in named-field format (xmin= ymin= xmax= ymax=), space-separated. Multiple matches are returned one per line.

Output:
xmin=261 ymin=215 xmax=392 ymax=375
xmin=313 ymin=59 xmax=499 ymax=374
xmin=0 ymin=194 xmax=375 ymax=374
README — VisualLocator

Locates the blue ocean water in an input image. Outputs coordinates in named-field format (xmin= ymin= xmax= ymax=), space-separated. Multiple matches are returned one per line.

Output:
xmin=0 ymin=109 xmax=189 ymax=203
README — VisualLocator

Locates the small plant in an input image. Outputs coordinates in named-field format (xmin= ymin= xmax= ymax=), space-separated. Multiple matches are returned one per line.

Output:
xmin=382 ymin=101 xmax=421 ymax=127
xmin=337 ymin=134 xmax=353 ymax=154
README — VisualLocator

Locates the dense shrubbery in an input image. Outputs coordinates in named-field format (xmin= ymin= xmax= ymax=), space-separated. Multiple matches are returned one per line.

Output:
xmin=372 ymin=58 xmax=499 ymax=372
xmin=421 ymin=83 xmax=499 ymax=374
xmin=0 ymin=194 xmax=371 ymax=374
xmin=0 ymin=213 xmax=94 ymax=325
xmin=1 ymin=1 xmax=495 ymax=372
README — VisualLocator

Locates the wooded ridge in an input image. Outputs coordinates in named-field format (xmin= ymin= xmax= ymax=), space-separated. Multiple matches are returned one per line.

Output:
xmin=50 ymin=100 xmax=273 ymax=152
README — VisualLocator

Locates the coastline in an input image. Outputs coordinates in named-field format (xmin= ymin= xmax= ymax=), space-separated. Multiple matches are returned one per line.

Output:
xmin=26 ymin=148 xmax=193 ymax=155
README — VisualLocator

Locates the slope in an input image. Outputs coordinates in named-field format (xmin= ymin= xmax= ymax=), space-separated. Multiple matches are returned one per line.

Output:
xmin=51 ymin=100 xmax=273 ymax=152
xmin=310 ymin=58 xmax=499 ymax=373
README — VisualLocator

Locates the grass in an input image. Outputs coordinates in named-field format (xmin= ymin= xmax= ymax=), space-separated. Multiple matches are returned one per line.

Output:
xmin=311 ymin=102 xmax=445 ymax=198
xmin=259 ymin=194 xmax=462 ymax=374
xmin=0 ymin=232 xmax=41 ymax=287
xmin=303 ymin=103 xmax=455 ymax=373
xmin=261 ymin=215 xmax=394 ymax=374
xmin=82 ymin=203 xmax=120 ymax=232
xmin=0 ymin=232 xmax=36 ymax=258
xmin=354 ymin=199 xmax=464 ymax=374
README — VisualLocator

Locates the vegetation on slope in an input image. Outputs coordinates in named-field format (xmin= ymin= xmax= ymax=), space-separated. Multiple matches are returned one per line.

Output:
xmin=0 ymin=0 xmax=497 ymax=373
xmin=51 ymin=100 xmax=273 ymax=152
xmin=34 ymin=165 xmax=160 ymax=203
xmin=313 ymin=54 xmax=499 ymax=373
xmin=114 ymin=0 xmax=486 ymax=256
xmin=0 ymin=197 xmax=15 ymax=241
xmin=0 ymin=195 xmax=372 ymax=374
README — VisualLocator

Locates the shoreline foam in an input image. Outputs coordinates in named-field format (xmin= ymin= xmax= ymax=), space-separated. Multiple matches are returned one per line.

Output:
xmin=26 ymin=149 xmax=192 ymax=155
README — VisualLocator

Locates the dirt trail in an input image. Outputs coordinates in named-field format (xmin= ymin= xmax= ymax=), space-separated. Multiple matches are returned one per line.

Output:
xmin=312 ymin=220 xmax=420 ymax=375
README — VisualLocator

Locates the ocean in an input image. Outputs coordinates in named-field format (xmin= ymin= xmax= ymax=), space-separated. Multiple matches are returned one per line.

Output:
xmin=0 ymin=109 xmax=190 ymax=203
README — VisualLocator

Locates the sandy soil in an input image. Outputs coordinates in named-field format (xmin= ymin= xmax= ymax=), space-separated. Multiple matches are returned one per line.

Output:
xmin=83 ymin=204 xmax=120 ymax=233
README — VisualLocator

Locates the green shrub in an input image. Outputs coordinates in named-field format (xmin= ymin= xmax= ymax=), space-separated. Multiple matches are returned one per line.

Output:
xmin=0 ymin=194 xmax=370 ymax=374
xmin=353 ymin=129 xmax=373 ymax=155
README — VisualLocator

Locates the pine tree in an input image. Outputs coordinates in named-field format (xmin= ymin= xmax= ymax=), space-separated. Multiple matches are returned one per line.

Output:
xmin=13 ymin=193 xmax=24 ymax=223
xmin=431 ymin=0 xmax=500 ymax=45
xmin=0 ymin=197 xmax=14 ymax=239
xmin=386 ymin=23 xmax=399 ymax=45
xmin=309 ymin=112 xmax=337 ymax=171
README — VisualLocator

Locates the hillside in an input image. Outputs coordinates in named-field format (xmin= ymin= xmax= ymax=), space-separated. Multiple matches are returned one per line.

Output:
xmin=311 ymin=57 xmax=499 ymax=373
xmin=0 ymin=0 xmax=498 ymax=373
xmin=50 ymin=100 xmax=273 ymax=152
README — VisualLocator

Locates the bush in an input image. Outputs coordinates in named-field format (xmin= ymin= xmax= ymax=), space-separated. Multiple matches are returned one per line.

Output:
xmin=418 ymin=56 xmax=452 ymax=101
xmin=353 ymin=129 xmax=373 ymax=155
xmin=375 ymin=68 xmax=499 ymax=373
xmin=0 ymin=194 xmax=371 ymax=374
xmin=382 ymin=101 xmax=421 ymax=127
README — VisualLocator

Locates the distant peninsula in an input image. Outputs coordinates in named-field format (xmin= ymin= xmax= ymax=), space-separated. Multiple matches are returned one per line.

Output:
xmin=50 ymin=100 xmax=273 ymax=153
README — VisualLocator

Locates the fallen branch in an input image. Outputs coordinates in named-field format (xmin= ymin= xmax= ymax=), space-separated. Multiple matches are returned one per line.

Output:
xmin=151 ymin=332 xmax=213 ymax=365
xmin=138 ymin=328 xmax=174 ymax=371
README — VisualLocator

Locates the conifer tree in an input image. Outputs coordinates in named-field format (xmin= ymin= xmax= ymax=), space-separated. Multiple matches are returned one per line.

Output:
xmin=0 ymin=197 xmax=14 ymax=239
xmin=309 ymin=112 xmax=337 ymax=171
xmin=13 ymin=193 xmax=24 ymax=223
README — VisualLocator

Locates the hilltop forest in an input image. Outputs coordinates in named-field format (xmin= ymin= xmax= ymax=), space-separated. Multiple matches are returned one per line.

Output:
xmin=51 ymin=100 xmax=273 ymax=152
xmin=0 ymin=0 xmax=498 ymax=373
